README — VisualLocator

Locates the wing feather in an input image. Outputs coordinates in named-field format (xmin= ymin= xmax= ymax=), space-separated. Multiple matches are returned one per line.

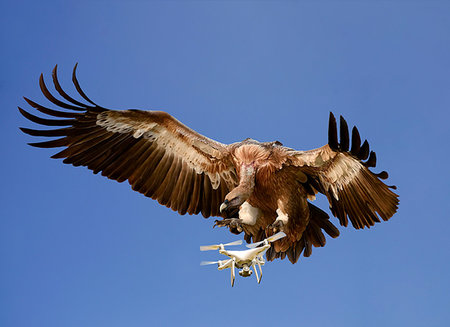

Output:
xmin=178 ymin=165 xmax=195 ymax=215
xmin=187 ymin=173 xmax=202 ymax=215
xmin=91 ymin=135 xmax=136 ymax=174
xmin=160 ymin=156 xmax=183 ymax=206
xmin=52 ymin=64 xmax=88 ymax=108
xmin=201 ymin=175 xmax=212 ymax=218
xmin=171 ymin=162 xmax=189 ymax=210
xmin=290 ymin=112 xmax=399 ymax=229
xmin=19 ymin=65 xmax=238 ymax=218
xmin=107 ymin=139 xmax=150 ymax=182
xmin=350 ymin=126 xmax=361 ymax=156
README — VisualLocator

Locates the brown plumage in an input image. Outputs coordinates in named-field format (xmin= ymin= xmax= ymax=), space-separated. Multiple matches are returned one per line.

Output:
xmin=19 ymin=65 xmax=399 ymax=264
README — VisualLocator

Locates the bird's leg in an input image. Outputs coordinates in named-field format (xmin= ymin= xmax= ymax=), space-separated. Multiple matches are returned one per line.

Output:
xmin=214 ymin=218 xmax=244 ymax=234
xmin=269 ymin=220 xmax=284 ymax=233
xmin=268 ymin=208 xmax=288 ymax=233
xmin=214 ymin=201 xmax=262 ymax=235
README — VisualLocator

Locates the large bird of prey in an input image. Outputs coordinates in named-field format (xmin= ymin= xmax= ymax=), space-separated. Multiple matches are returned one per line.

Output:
xmin=19 ymin=65 xmax=399 ymax=264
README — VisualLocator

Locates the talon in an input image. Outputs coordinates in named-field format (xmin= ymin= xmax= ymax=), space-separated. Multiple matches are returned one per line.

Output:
xmin=269 ymin=220 xmax=284 ymax=234
xmin=213 ymin=218 xmax=244 ymax=234
xmin=214 ymin=218 xmax=232 ymax=228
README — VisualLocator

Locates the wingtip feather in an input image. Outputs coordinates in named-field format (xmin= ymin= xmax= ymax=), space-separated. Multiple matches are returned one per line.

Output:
xmin=350 ymin=126 xmax=361 ymax=156
xmin=365 ymin=151 xmax=377 ymax=167
xmin=328 ymin=112 xmax=339 ymax=151
xmin=339 ymin=115 xmax=349 ymax=152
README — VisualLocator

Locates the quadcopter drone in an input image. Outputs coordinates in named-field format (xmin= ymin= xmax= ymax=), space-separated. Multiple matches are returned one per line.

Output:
xmin=200 ymin=231 xmax=286 ymax=287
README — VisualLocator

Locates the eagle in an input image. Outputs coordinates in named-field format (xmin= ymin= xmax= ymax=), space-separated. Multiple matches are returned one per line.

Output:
xmin=19 ymin=65 xmax=399 ymax=264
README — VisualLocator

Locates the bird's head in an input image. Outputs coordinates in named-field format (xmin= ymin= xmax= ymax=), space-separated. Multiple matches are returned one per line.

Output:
xmin=220 ymin=186 xmax=252 ymax=215
xmin=220 ymin=162 xmax=256 ymax=216
xmin=220 ymin=193 xmax=245 ymax=214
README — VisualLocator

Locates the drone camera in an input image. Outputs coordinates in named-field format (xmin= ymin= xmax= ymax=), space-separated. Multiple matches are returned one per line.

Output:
xmin=238 ymin=265 xmax=253 ymax=277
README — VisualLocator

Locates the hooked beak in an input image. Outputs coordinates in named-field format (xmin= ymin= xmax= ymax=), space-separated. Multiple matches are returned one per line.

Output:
xmin=219 ymin=199 xmax=229 ymax=213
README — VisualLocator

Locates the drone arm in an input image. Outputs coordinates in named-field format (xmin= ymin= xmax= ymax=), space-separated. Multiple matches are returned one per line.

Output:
xmin=219 ymin=249 xmax=229 ymax=257
xmin=217 ymin=259 xmax=233 ymax=270
xmin=246 ymin=231 xmax=287 ymax=248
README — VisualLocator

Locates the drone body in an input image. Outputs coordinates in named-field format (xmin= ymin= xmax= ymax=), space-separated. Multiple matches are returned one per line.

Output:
xmin=200 ymin=232 xmax=287 ymax=286
xmin=19 ymin=65 xmax=399 ymax=264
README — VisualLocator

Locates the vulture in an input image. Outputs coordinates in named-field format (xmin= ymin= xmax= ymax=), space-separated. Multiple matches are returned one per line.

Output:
xmin=19 ymin=65 xmax=399 ymax=264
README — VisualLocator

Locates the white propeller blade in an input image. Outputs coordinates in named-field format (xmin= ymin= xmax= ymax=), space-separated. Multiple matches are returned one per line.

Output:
xmin=246 ymin=231 xmax=287 ymax=248
xmin=200 ymin=239 xmax=243 ymax=251
xmin=200 ymin=261 xmax=221 ymax=266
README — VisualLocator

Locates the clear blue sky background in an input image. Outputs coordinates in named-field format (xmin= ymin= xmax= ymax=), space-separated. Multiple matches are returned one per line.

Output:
xmin=1 ymin=1 xmax=449 ymax=326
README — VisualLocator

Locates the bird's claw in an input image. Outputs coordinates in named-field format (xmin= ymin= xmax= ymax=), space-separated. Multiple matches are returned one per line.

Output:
xmin=214 ymin=218 xmax=244 ymax=234
xmin=268 ymin=220 xmax=285 ymax=234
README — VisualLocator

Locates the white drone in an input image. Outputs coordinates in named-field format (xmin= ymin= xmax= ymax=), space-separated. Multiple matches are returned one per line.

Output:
xmin=200 ymin=231 xmax=286 ymax=287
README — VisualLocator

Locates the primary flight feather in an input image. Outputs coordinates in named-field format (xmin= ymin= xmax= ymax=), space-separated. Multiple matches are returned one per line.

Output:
xmin=19 ymin=65 xmax=399 ymax=264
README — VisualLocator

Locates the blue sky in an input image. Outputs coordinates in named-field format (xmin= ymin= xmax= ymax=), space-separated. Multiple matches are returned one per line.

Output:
xmin=1 ymin=1 xmax=449 ymax=326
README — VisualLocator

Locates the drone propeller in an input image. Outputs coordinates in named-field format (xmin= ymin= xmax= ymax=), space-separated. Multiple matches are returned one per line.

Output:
xmin=200 ymin=261 xmax=221 ymax=266
xmin=200 ymin=239 xmax=243 ymax=251
xmin=246 ymin=231 xmax=287 ymax=249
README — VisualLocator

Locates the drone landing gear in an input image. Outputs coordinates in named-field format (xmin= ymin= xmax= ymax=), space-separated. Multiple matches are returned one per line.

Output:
xmin=252 ymin=260 xmax=263 ymax=284
xmin=231 ymin=258 xmax=236 ymax=287
xmin=214 ymin=218 xmax=244 ymax=234
xmin=238 ymin=262 xmax=263 ymax=284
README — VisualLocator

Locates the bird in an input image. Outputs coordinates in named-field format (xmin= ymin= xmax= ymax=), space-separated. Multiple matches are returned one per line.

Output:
xmin=19 ymin=64 xmax=399 ymax=264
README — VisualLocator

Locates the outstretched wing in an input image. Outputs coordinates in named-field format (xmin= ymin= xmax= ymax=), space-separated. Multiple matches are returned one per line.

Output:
xmin=19 ymin=64 xmax=238 ymax=218
xmin=289 ymin=112 xmax=399 ymax=229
